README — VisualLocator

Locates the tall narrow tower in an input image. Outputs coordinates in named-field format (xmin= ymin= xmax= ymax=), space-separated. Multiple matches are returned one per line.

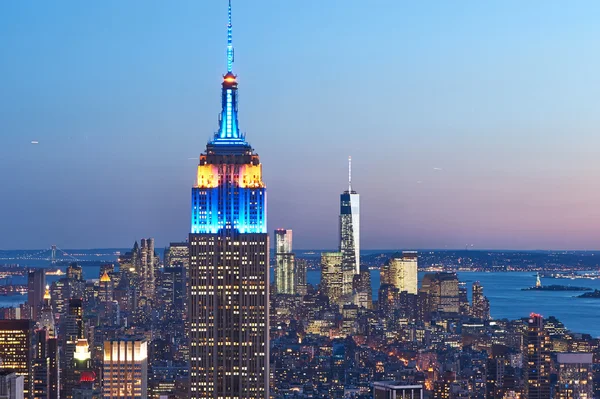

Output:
xmin=188 ymin=2 xmax=269 ymax=397
xmin=275 ymin=229 xmax=295 ymax=294
xmin=340 ymin=157 xmax=360 ymax=276
xmin=525 ymin=313 xmax=551 ymax=399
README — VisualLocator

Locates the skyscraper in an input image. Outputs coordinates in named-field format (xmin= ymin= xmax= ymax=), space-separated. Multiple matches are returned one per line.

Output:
xmin=471 ymin=281 xmax=490 ymax=320
xmin=103 ymin=339 xmax=147 ymax=399
xmin=420 ymin=272 xmax=459 ymax=314
xmin=321 ymin=252 xmax=344 ymax=306
xmin=27 ymin=270 xmax=46 ymax=321
xmin=61 ymin=299 xmax=84 ymax=399
xmin=525 ymin=313 xmax=551 ymax=399
xmin=387 ymin=251 xmax=418 ymax=294
xmin=164 ymin=242 xmax=189 ymax=271
xmin=0 ymin=320 xmax=33 ymax=399
xmin=340 ymin=157 xmax=360 ymax=275
xmin=295 ymin=258 xmax=308 ymax=296
xmin=188 ymin=2 xmax=269 ymax=397
xmin=275 ymin=229 xmax=295 ymax=295
xmin=162 ymin=264 xmax=186 ymax=322
xmin=353 ymin=265 xmax=372 ymax=309
xmin=33 ymin=329 xmax=60 ymax=399
xmin=139 ymin=238 xmax=156 ymax=301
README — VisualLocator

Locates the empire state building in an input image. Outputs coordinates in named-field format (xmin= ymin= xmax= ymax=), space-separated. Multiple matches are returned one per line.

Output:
xmin=188 ymin=2 xmax=269 ymax=398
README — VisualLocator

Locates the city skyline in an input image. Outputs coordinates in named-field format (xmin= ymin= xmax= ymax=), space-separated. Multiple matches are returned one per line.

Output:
xmin=1 ymin=3 xmax=599 ymax=399
xmin=3 ymin=1 xmax=600 ymax=250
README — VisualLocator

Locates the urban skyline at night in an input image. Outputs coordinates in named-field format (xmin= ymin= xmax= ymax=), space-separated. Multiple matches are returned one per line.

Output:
xmin=2 ymin=1 xmax=600 ymax=250
xmin=1 ymin=2 xmax=600 ymax=399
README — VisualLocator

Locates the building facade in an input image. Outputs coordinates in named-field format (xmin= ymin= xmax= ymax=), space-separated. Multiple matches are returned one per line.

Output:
xmin=388 ymin=252 xmax=418 ymax=295
xmin=139 ymin=238 xmax=156 ymax=301
xmin=555 ymin=353 xmax=593 ymax=399
xmin=102 ymin=339 xmax=148 ymax=399
xmin=27 ymin=270 xmax=46 ymax=321
xmin=188 ymin=2 xmax=269 ymax=397
xmin=0 ymin=320 xmax=33 ymax=399
xmin=275 ymin=229 xmax=295 ymax=295
xmin=471 ymin=282 xmax=490 ymax=320
xmin=525 ymin=313 xmax=551 ymax=399
xmin=321 ymin=252 xmax=344 ymax=306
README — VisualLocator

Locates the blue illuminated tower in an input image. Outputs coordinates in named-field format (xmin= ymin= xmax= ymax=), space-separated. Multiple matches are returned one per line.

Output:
xmin=188 ymin=2 xmax=269 ymax=398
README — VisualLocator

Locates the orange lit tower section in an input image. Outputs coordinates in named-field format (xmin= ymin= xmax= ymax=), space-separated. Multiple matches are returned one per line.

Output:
xmin=188 ymin=2 xmax=269 ymax=398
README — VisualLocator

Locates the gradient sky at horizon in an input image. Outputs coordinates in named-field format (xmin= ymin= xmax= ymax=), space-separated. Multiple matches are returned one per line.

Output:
xmin=1 ymin=1 xmax=600 ymax=250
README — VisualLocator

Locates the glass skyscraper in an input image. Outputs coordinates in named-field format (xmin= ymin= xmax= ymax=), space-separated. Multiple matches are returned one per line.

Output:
xmin=188 ymin=2 xmax=269 ymax=398
xmin=275 ymin=229 xmax=295 ymax=294
xmin=340 ymin=157 xmax=360 ymax=275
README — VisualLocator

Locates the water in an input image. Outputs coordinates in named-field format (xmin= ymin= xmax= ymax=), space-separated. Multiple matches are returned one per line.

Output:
xmin=3 ymin=249 xmax=600 ymax=337
xmin=302 ymin=269 xmax=600 ymax=337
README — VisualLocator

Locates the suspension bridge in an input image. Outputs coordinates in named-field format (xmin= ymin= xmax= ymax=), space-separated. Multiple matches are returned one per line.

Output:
xmin=10 ymin=245 xmax=81 ymax=263
xmin=0 ymin=246 xmax=118 ymax=268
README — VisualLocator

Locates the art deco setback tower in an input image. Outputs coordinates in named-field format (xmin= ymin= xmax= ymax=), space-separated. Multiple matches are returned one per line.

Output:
xmin=340 ymin=157 xmax=360 ymax=275
xmin=188 ymin=2 xmax=269 ymax=398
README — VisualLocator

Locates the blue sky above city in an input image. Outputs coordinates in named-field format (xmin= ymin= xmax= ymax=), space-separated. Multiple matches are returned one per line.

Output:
xmin=1 ymin=1 xmax=600 ymax=250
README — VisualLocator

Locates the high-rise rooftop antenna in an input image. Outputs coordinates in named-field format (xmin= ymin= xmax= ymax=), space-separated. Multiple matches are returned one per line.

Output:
xmin=227 ymin=0 xmax=234 ymax=73
xmin=348 ymin=156 xmax=352 ymax=192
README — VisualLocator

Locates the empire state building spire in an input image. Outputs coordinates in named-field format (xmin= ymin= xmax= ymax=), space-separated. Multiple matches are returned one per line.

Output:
xmin=214 ymin=0 xmax=244 ymax=144
xmin=227 ymin=0 xmax=234 ymax=73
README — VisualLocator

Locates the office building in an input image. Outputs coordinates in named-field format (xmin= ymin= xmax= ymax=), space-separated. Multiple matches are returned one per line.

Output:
xmin=33 ymin=324 xmax=59 ymax=399
xmin=458 ymin=283 xmax=470 ymax=315
xmin=275 ymin=229 xmax=295 ymax=294
xmin=555 ymin=353 xmax=593 ymax=399
xmin=61 ymin=299 xmax=84 ymax=399
xmin=340 ymin=157 xmax=360 ymax=275
xmin=0 ymin=371 xmax=24 ymax=399
xmin=353 ymin=265 xmax=372 ymax=309
xmin=139 ymin=238 xmax=156 ymax=300
xmin=188 ymin=2 xmax=269 ymax=397
xmin=420 ymin=273 xmax=459 ymax=314
xmin=471 ymin=282 xmax=490 ymax=320
xmin=0 ymin=320 xmax=33 ymax=399
xmin=49 ymin=279 xmax=68 ymax=319
xmin=162 ymin=265 xmax=186 ymax=322
xmin=373 ymin=381 xmax=423 ymax=399
xmin=295 ymin=259 xmax=308 ymax=296
xmin=378 ymin=284 xmax=399 ymax=317
xmin=103 ymin=339 xmax=147 ymax=399
xmin=27 ymin=270 xmax=46 ymax=321
xmin=164 ymin=242 xmax=190 ymax=323
xmin=66 ymin=263 xmax=83 ymax=281
xmin=321 ymin=252 xmax=344 ymax=306
xmin=387 ymin=252 xmax=418 ymax=295
xmin=525 ymin=313 xmax=551 ymax=399
xmin=164 ymin=242 xmax=189 ymax=271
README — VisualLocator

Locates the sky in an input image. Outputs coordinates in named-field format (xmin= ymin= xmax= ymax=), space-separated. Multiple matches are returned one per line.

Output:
xmin=1 ymin=1 xmax=600 ymax=250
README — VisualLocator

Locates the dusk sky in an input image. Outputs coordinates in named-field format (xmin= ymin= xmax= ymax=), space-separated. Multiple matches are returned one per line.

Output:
xmin=2 ymin=1 xmax=600 ymax=250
